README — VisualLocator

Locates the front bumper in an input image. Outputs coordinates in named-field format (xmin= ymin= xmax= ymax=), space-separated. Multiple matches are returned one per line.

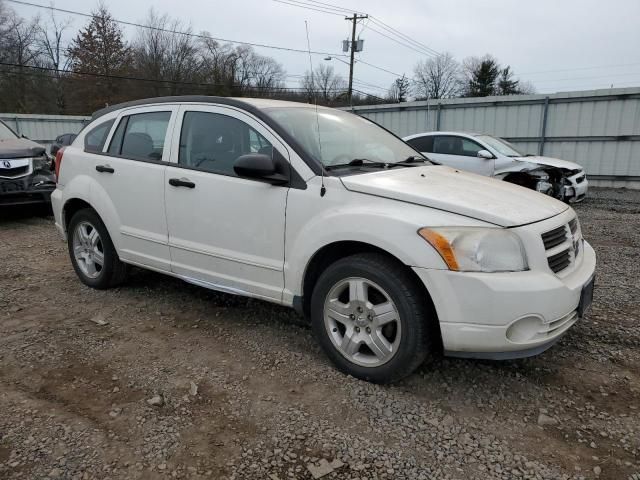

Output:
xmin=0 ymin=176 xmax=55 ymax=206
xmin=565 ymin=173 xmax=588 ymax=203
xmin=413 ymin=240 xmax=596 ymax=359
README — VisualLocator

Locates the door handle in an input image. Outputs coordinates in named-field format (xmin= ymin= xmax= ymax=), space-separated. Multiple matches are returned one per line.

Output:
xmin=169 ymin=177 xmax=196 ymax=188
xmin=96 ymin=164 xmax=114 ymax=173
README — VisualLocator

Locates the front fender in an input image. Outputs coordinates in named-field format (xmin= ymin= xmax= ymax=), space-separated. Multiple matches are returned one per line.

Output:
xmin=283 ymin=177 xmax=490 ymax=298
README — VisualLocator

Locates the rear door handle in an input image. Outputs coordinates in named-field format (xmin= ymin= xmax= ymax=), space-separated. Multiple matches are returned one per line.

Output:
xmin=169 ymin=177 xmax=196 ymax=188
xmin=96 ymin=164 xmax=114 ymax=173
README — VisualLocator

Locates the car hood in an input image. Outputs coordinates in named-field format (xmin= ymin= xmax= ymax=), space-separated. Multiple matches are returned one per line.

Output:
xmin=340 ymin=165 xmax=569 ymax=227
xmin=0 ymin=138 xmax=46 ymax=159
xmin=511 ymin=155 xmax=583 ymax=171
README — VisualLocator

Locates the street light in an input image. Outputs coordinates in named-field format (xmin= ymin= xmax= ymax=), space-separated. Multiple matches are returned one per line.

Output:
xmin=324 ymin=56 xmax=351 ymax=66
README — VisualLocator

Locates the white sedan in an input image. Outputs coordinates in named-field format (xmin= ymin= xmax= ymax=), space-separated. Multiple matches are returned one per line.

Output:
xmin=404 ymin=131 xmax=588 ymax=202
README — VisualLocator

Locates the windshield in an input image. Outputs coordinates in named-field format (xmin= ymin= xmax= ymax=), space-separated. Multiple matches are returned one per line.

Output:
xmin=0 ymin=121 xmax=18 ymax=141
xmin=264 ymin=107 xmax=425 ymax=168
xmin=475 ymin=135 xmax=523 ymax=157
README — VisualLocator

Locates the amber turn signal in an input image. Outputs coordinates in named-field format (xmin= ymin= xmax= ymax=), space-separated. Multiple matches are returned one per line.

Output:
xmin=417 ymin=228 xmax=460 ymax=271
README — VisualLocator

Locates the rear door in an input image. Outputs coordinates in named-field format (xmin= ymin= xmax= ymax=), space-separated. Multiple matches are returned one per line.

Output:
xmin=93 ymin=105 xmax=177 ymax=271
xmin=430 ymin=135 xmax=494 ymax=176
xmin=164 ymin=104 xmax=289 ymax=302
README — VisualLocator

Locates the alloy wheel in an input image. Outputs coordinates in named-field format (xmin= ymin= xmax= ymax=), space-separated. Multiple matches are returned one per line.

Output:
xmin=323 ymin=277 xmax=401 ymax=368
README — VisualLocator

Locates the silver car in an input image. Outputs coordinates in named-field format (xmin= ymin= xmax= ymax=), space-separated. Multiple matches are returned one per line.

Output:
xmin=404 ymin=131 xmax=588 ymax=202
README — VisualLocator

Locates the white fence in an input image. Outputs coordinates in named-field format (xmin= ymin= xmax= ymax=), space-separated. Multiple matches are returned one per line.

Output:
xmin=345 ymin=87 xmax=640 ymax=188
xmin=0 ymin=113 xmax=90 ymax=150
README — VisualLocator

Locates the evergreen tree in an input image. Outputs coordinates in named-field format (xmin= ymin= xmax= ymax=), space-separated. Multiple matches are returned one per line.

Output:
xmin=67 ymin=5 xmax=131 ymax=110
xmin=497 ymin=66 xmax=520 ymax=95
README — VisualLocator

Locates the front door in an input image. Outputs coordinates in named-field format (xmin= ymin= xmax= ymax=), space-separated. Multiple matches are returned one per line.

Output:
xmin=430 ymin=135 xmax=494 ymax=176
xmin=164 ymin=105 xmax=289 ymax=302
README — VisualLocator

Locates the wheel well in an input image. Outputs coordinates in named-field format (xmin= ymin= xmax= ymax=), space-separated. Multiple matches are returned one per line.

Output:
xmin=301 ymin=241 xmax=439 ymax=330
xmin=63 ymin=198 xmax=93 ymax=232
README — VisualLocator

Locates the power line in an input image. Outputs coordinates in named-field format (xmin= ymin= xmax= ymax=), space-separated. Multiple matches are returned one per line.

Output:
xmin=357 ymin=59 xmax=403 ymax=78
xmin=272 ymin=0 xmax=441 ymax=58
xmin=272 ymin=0 xmax=345 ymax=17
xmin=0 ymin=62 xmax=387 ymax=100
xmin=369 ymin=17 xmax=440 ymax=57
xmin=365 ymin=24 xmax=438 ymax=58
xmin=7 ymin=0 xmax=349 ymax=58
xmin=300 ymin=0 xmax=366 ymax=15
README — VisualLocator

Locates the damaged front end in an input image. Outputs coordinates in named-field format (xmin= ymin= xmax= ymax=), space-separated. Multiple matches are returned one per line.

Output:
xmin=498 ymin=164 xmax=586 ymax=203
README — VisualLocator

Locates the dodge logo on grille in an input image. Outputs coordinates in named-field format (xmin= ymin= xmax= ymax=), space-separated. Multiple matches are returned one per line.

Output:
xmin=1 ymin=160 xmax=11 ymax=168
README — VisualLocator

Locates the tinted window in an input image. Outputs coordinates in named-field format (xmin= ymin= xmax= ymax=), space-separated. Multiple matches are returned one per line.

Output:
xmin=108 ymin=112 xmax=171 ymax=161
xmin=433 ymin=135 xmax=484 ymax=157
xmin=179 ymin=111 xmax=273 ymax=177
xmin=84 ymin=120 xmax=114 ymax=152
xmin=407 ymin=136 xmax=434 ymax=153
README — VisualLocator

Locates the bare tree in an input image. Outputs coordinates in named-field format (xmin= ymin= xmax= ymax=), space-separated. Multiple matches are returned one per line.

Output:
xmin=132 ymin=10 xmax=200 ymax=96
xmin=413 ymin=53 xmax=461 ymax=100
xmin=1 ymin=11 xmax=41 ymax=112
xmin=247 ymin=53 xmax=285 ymax=94
xmin=301 ymin=64 xmax=346 ymax=105
xmin=37 ymin=10 xmax=71 ymax=112
xmin=387 ymin=74 xmax=410 ymax=103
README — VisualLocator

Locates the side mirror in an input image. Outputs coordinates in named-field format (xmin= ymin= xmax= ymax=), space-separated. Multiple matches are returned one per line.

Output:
xmin=477 ymin=149 xmax=494 ymax=160
xmin=233 ymin=153 xmax=288 ymax=185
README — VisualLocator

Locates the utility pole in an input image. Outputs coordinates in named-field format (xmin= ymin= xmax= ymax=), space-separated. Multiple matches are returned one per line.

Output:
xmin=345 ymin=13 xmax=367 ymax=104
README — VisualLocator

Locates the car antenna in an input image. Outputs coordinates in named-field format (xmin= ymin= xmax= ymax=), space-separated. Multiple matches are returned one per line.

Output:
xmin=305 ymin=20 xmax=326 ymax=197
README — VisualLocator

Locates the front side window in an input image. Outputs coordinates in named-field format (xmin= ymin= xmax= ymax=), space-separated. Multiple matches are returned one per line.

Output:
xmin=407 ymin=135 xmax=434 ymax=153
xmin=433 ymin=135 xmax=484 ymax=157
xmin=108 ymin=111 xmax=171 ymax=161
xmin=84 ymin=119 xmax=114 ymax=152
xmin=178 ymin=111 xmax=273 ymax=177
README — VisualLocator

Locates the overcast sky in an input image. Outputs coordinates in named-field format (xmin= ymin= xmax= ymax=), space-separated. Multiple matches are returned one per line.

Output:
xmin=11 ymin=0 xmax=640 ymax=97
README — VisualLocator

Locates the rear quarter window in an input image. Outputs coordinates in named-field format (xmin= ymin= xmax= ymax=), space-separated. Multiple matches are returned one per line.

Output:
xmin=84 ymin=120 xmax=115 ymax=153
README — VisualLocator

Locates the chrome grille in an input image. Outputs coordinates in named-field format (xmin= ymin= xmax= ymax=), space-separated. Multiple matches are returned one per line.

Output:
xmin=0 ymin=159 xmax=32 ymax=179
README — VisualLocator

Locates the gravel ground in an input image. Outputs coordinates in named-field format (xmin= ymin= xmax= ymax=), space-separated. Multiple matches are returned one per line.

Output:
xmin=0 ymin=188 xmax=639 ymax=480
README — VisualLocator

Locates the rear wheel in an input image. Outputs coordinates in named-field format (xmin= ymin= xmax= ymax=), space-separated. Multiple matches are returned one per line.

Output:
xmin=67 ymin=208 xmax=127 ymax=289
xmin=311 ymin=253 xmax=434 ymax=383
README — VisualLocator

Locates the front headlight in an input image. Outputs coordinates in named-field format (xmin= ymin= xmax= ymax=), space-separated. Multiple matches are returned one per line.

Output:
xmin=418 ymin=227 xmax=528 ymax=272
xmin=32 ymin=156 xmax=52 ymax=172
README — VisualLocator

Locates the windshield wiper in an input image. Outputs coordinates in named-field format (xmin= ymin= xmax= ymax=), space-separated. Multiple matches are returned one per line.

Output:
xmin=325 ymin=158 xmax=389 ymax=170
xmin=387 ymin=156 xmax=428 ymax=168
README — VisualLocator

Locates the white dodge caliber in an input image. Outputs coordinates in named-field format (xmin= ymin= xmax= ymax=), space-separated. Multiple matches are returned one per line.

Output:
xmin=51 ymin=97 xmax=596 ymax=383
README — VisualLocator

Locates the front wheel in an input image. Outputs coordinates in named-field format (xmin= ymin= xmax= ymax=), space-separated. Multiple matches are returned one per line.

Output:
xmin=311 ymin=253 xmax=434 ymax=383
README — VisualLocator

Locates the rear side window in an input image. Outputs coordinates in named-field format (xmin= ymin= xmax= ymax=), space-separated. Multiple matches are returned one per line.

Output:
xmin=407 ymin=135 xmax=434 ymax=153
xmin=107 ymin=111 xmax=171 ymax=161
xmin=84 ymin=120 xmax=114 ymax=153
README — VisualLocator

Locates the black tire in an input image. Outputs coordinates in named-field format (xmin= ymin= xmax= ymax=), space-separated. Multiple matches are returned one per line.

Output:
xmin=67 ymin=208 xmax=128 ymax=289
xmin=310 ymin=253 xmax=435 ymax=384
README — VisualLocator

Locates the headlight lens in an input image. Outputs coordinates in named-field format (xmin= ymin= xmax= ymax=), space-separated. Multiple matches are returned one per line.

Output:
xmin=32 ymin=156 xmax=51 ymax=171
xmin=418 ymin=227 xmax=528 ymax=272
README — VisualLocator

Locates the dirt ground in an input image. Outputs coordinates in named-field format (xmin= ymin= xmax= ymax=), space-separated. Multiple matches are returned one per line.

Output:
xmin=0 ymin=188 xmax=639 ymax=480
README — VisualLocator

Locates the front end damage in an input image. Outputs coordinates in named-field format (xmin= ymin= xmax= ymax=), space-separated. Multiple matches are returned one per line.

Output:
xmin=497 ymin=163 xmax=587 ymax=203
